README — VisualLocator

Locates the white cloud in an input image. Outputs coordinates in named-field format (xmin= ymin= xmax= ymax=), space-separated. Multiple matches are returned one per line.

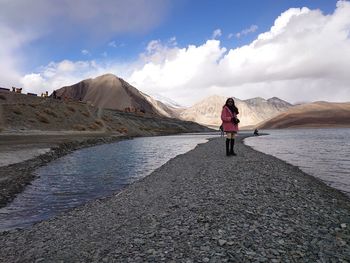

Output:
xmin=0 ymin=24 xmax=38 ymax=88
xmin=168 ymin=36 xmax=177 ymax=46
xmin=21 ymin=74 xmax=46 ymax=92
xmin=227 ymin=33 xmax=234 ymax=39
xmin=81 ymin=49 xmax=90 ymax=55
xmin=108 ymin=41 xmax=125 ymax=48
xmin=146 ymin=40 xmax=162 ymax=53
xmin=212 ymin=29 xmax=222 ymax=39
xmin=0 ymin=0 xmax=169 ymax=88
xmin=235 ymin=24 xmax=258 ymax=38
xmin=13 ymin=1 xmax=350 ymax=106
xmin=129 ymin=2 xmax=350 ymax=105
xmin=20 ymin=60 xmax=129 ymax=95
xmin=130 ymin=40 xmax=226 ymax=93
xmin=108 ymin=41 xmax=117 ymax=48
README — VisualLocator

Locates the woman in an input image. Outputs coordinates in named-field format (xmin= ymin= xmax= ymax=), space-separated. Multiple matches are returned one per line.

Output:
xmin=221 ymin=98 xmax=239 ymax=156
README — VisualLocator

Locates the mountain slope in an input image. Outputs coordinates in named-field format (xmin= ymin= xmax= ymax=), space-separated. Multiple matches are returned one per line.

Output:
xmin=0 ymin=90 xmax=211 ymax=135
xmin=258 ymin=101 xmax=350 ymax=129
xmin=142 ymin=93 xmax=181 ymax=118
xmin=56 ymin=74 xmax=159 ymax=115
xmin=179 ymin=95 xmax=292 ymax=128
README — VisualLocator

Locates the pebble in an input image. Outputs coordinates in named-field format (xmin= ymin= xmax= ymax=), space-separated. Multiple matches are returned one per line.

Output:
xmin=218 ymin=239 xmax=227 ymax=246
xmin=0 ymin=136 xmax=349 ymax=262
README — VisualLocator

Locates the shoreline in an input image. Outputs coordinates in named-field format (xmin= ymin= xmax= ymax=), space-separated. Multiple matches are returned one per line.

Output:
xmin=0 ymin=133 xmax=127 ymax=208
xmin=0 ymin=130 xmax=216 ymax=209
xmin=242 ymin=135 xmax=350 ymax=201
xmin=0 ymin=135 xmax=349 ymax=261
xmin=243 ymin=131 xmax=350 ymax=199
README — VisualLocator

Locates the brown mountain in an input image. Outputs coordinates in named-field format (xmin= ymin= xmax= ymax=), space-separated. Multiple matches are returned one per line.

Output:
xmin=178 ymin=95 xmax=292 ymax=128
xmin=258 ymin=101 xmax=350 ymax=129
xmin=0 ymin=90 xmax=211 ymax=135
xmin=56 ymin=74 xmax=160 ymax=115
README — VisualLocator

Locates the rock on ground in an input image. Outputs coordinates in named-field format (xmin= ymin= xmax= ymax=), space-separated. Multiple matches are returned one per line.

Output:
xmin=0 ymin=136 xmax=349 ymax=262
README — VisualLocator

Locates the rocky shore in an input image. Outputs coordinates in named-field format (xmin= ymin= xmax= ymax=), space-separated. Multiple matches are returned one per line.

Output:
xmin=0 ymin=136 xmax=349 ymax=262
xmin=0 ymin=133 xmax=125 ymax=208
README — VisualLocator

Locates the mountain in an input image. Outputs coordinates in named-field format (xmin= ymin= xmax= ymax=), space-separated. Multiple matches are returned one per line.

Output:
xmin=56 ymin=74 xmax=160 ymax=115
xmin=258 ymin=101 xmax=350 ymax=129
xmin=178 ymin=95 xmax=292 ymax=128
xmin=0 ymin=89 xmax=211 ymax=135
xmin=142 ymin=93 xmax=181 ymax=118
xmin=149 ymin=93 xmax=184 ymax=108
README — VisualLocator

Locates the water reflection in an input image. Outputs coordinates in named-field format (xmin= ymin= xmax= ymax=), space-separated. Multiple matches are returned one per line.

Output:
xmin=245 ymin=128 xmax=350 ymax=196
xmin=0 ymin=133 xmax=218 ymax=231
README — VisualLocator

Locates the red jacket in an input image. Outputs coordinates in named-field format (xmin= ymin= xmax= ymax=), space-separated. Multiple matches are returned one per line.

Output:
xmin=221 ymin=106 xmax=239 ymax=132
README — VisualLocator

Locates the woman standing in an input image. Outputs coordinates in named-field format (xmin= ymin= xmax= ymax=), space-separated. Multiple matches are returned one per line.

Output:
xmin=221 ymin=98 xmax=239 ymax=156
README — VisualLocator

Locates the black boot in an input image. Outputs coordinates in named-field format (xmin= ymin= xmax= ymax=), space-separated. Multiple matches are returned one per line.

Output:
xmin=230 ymin=139 xmax=236 ymax=156
xmin=226 ymin=139 xmax=230 ymax=156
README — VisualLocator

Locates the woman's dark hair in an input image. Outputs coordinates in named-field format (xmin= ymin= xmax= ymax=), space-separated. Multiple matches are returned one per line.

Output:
xmin=224 ymin=98 xmax=239 ymax=114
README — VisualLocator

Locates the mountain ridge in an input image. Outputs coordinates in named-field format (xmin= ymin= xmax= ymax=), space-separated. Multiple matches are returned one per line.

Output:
xmin=178 ymin=95 xmax=292 ymax=128
xmin=54 ymin=73 xmax=348 ymax=129
xmin=258 ymin=101 xmax=350 ymax=129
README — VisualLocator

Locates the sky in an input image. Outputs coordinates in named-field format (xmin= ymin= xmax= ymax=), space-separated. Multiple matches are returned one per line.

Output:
xmin=1 ymin=0 xmax=349 ymax=106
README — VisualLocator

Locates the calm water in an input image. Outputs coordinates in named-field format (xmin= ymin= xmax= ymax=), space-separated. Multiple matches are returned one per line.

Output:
xmin=0 ymin=133 xmax=218 ymax=231
xmin=245 ymin=128 xmax=350 ymax=196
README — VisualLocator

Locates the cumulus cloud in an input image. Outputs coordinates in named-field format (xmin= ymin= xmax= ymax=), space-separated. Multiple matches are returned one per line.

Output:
xmin=235 ymin=24 xmax=258 ymax=38
xmin=0 ymin=24 xmax=39 ymax=88
xmin=212 ymin=29 xmax=222 ymax=39
xmin=13 ymin=1 xmax=350 ymax=106
xmin=20 ymin=60 xmax=130 ymax=95
xmin=0 ymin=0 xmax=169 ymax=88
xmin=129 ymin=1 xmax=350 ymax=105
xmin=130 ymin=40 xmax=227 ymax=95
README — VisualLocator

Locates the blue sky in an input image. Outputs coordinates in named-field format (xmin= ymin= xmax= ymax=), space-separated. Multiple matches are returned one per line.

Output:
xmin=22 ymin=0 xmax=338 ymax=67
xmin=1 ymin=0 xmax=349 ymax=105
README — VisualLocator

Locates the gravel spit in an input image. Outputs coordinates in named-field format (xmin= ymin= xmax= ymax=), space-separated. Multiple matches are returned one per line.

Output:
xmin=0 ymin=135 xmax=349 ymax=262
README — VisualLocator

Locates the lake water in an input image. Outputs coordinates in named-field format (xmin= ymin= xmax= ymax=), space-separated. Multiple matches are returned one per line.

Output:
xmin=0 ymin=133 xmax=218 ymax=231
xmin=2 ymin=129 xmax=349 ymax=231
xmin=245 ymin=128 xmax=350 ymax=196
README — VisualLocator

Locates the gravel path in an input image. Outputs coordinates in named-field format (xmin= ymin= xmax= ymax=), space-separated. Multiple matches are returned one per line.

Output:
xmin=0 ymin=136 xmax=349 ymax=262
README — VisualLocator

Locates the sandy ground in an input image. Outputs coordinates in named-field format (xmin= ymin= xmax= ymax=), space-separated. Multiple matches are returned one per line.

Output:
xmin=0 ymin=136 xmax=349 ymax=262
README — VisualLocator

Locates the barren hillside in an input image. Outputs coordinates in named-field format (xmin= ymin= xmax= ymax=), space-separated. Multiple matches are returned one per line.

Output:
xmin=258 ymin=102 xmax=350 ymax=129
xmin=56 ymin=74 xmax=160 ymax=115
xmin=0 ymin=91 xmax=210 ymax=136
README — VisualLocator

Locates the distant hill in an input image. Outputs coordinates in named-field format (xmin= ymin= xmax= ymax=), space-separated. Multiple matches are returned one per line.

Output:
xmin=178 ymin=95 xmax=292 ymax=128
xmin=56 ymin=74 xmax=160 ymax=115
xmin=258 ymin=101 xmax=350 ymax=129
